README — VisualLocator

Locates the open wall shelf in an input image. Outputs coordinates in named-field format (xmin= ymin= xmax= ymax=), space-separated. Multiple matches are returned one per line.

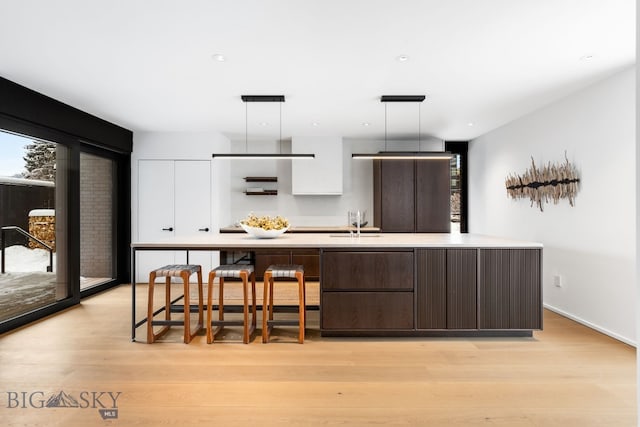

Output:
xmin=244 ymin=177 xmax=278 ymax=195
xmin=244 ymin=177 xmax=277 ymax=182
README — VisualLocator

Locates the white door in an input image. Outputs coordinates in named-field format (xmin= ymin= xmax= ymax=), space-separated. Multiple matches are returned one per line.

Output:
xmin=174 ymin=160 xmax=212 ymax=276
xmin=137 ymin=160 xmax=175 ymax=282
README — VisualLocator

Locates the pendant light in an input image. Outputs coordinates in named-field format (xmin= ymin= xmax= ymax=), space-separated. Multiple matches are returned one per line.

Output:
xmin=212 ymin=95 xmax=315 ymax=159
xmin=352 ymin=95 xmax=453 ymax=160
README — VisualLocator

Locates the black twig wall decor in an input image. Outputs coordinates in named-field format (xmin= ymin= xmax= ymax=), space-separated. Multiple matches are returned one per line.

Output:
xmin=505 ymin=152 xmax=580 ymax=212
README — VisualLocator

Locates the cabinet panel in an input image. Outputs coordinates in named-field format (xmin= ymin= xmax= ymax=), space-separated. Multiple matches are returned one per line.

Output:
xmin=322 ymin=251 xmax=414 ymax=291
xmin=447 ymin=249 xmax=477 ymax=329
xmin=173 ymin=161 xmax=212 ymax=272
xmin=416 ymin=249 xmax=447 ymax=329
xmin=137 ymin=160 xmax=175 ymax=282
xmin=374 ymin=159 xmax=451 ymax=232
xmin=291 ymin=251 xmax=320 ymax=279
xmin=322 ymin=292 xmax=414 ymax=330
xmin=415 ymin=160 xmax=451 ymax=232
xmin=254 ymin=251 xmax=291 ymax=279
xmin=478 ymin=249 xmax=511 ymax=329
xmin=509 ymin=249 xmax=542 ymax=329
xmin=137 ymin=160 xmax=212 ymax=282
xmin=378 ymin=160 xmax=415 ymax=232
xmin=478 ymin=249 xmax=542 ymax=330
xmin=254 ymin=250 xmax=320 ymax=280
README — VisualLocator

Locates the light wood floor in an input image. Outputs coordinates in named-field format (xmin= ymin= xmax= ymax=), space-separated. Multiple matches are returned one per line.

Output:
xmin=0 ymin=283 xmax=635 ymax=426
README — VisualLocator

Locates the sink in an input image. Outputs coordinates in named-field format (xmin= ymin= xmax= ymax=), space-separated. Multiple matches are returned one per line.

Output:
xmin=329 ymin=234 xmax=381 ymax=238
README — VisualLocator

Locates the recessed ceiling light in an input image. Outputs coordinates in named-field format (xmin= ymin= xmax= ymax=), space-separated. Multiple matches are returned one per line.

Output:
xmin=260 ymin=122 xmax=268 ymax=126
xmin=362 ymin=122 xmax=370 ymax=127
xmin=312 ymin=122 xmax=319 ymax=127
xmin=212 ymin=53 xmax=226 ymax=62
xmin=396 ymin=55 xmax=409 ymax=62
xmin=467 ymin=122 xmax=474 ymax=127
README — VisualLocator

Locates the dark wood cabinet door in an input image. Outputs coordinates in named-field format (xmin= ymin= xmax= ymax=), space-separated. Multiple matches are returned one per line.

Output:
xmin=322 ymin=292 xmax=414 ymax=330
xmin=291 ymin=250 xmax=320 ymax=280
xmin=379 ymin=160 xmax=415 ymax=232
xmin=509 ymin=249 xmax=542 ymax=329
xmin=416 ymin=249 xmax=447 ymax=329
xmin=479 ymin=249 xmax=511 ymax=329
xmin=415 ymin=160 xmax=451 ymax=232
xmin=254 ymin=251 xmax=291 ymax=279
xmin=478 ymin=249 xmax=542 ymax=330
xmin=447 ymin=249 xmax=477 ymax=329
xmin=322 ymin=251 xmax=414 ymax=291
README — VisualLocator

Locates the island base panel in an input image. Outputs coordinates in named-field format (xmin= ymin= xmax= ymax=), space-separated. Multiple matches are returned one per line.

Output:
xmin=321 ymin=292 xmax=414 ymax=330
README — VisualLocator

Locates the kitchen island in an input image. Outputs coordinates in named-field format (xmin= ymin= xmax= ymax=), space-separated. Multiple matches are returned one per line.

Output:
xmin=131 ymin=233 xmax=542 ymax=340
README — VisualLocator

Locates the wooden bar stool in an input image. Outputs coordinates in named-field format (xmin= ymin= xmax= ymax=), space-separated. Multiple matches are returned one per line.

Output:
xmin=147 ymin=264 xmax=203 ymax=344
xmin=207 ymin=265 xmax=257 ymax=344
xmin=262 ymin=264 xmax=305 ymax=344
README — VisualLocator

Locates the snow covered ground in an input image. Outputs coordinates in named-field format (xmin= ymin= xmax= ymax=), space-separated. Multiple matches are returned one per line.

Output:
xmin=0 ymin=245 xmax=55 ymax=272
xmin=0 ymin=246 xmax=57 ymax=321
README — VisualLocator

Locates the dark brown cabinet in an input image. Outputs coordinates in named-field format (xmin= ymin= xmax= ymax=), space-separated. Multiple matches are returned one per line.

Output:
xmin=374 ymin=159 xmax=451 ymax=232
xmin=254 ymin=249 xmax=320 ymax=280
xmin=320 ymin=247 xmax=541 ymax=336
xmin=322 ymin=251 xmax=414 ymax=291
xmin=321 ymin=250 xmax=414 ymax=331
xmin=322 ymin=292 xmax=414 ymax=330
xmin=479 ymin=249 xmax=542 ymax=330
xmin=416 ymin=249 xmax=477 ymax=329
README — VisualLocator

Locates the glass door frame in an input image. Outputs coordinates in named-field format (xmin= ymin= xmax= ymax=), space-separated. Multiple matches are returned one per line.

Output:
xmin=78 ymin=144 xmax=130 ymax=298
xmin=0 ymin=115 xmax=131 ymax=333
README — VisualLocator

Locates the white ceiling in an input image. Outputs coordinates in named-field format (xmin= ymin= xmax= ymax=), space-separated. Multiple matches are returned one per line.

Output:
xmin=0 ymin=0 xmax=635 ymax=143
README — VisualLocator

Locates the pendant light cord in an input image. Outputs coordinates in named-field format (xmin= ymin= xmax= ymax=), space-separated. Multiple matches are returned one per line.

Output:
xmin=279 ymin=101 xmax=282 ymax=154
xmin=418 ymin=102 xmax=421 ymax=152
xmin=384 ymin=102 xmax=388 ymax=152
xmin=245 ymin=101 xmax=248 ymax=153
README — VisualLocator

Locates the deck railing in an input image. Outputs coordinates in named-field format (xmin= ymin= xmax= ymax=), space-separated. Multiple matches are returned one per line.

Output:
xmin=0 ymin=226 xmax=53 ymax=274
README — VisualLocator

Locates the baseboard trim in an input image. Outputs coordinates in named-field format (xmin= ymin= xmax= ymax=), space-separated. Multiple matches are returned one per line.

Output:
xmin=544 ymin=303 xmax=636 ymax=347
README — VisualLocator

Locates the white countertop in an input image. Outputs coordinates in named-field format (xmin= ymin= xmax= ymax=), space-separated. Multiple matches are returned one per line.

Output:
xmin=131 ymin=233 xmax=543 ymax=249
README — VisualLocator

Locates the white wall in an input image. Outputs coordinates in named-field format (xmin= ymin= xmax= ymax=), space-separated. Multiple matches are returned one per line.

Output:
xmin=225 ymin=136 xmax=445 ymax=226
xmin=469 ymin=67 xmax=636 ymax=345
xmin=131 ymin=131 xmax=231 ymax=241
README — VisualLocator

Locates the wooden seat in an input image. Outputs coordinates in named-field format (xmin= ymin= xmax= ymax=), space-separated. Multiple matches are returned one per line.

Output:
xmin=207 ymin=265 xmax=257 ymax=344
xmin=147 ymin=264 xmax=203 ymax=344
xmin=262 ymin=264 xmax=305 ymax=344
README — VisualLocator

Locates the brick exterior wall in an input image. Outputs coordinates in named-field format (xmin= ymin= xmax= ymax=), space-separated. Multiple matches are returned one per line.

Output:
xmin=80 ymin=153 xmax=113 ymax=278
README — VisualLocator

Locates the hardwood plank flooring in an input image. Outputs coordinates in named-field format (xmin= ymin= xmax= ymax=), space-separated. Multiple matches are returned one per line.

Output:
xmin=0 ymin=283 xmax=635 ymax=426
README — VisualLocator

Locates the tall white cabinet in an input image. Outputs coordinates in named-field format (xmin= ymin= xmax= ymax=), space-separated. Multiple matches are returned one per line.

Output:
xmin=136 ymin=159 xmax=212 ymax=282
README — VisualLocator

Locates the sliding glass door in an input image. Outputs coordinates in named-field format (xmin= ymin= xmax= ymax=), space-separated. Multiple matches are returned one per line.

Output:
xmin=0 ymin=131 xmax=70 ymax=322
xmin=79 ymin=152 xmax=116 ymax=290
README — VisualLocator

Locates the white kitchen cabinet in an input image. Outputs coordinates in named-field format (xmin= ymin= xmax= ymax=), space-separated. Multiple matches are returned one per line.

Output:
xmin=137 ymin=159 xmax=212 ymax=282
xmin=291 ymin=136 xmax=342 ymax=195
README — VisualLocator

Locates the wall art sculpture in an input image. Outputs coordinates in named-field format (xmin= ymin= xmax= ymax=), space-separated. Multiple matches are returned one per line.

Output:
xmin=505 ymin=152 xmax=580 ymax=212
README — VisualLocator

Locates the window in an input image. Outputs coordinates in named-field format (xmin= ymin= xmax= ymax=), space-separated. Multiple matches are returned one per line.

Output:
xmin=80 ymin=152 xmax=116 ymax=290
xmin=0 ymin=131 xmax=70 ymax=322
xmin=446 ymin=141 xmax=468 ymax=233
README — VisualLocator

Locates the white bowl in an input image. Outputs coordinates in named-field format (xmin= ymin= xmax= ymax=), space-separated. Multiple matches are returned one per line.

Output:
xmin=239 ymin=223 xmax=289 ymax=239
